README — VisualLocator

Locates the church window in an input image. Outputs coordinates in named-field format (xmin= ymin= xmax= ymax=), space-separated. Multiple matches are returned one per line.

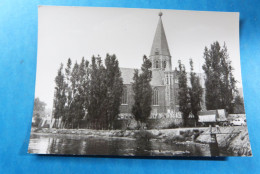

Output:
xmin=155 ymin=61 xmax=159 ymax=68
xmin=163 ymin=61 xmax=166 ymax=68
xmin=121 ymin=87 xmax=128 ymax=104
xmin=152 ymin=88 xmax=159 ymax=105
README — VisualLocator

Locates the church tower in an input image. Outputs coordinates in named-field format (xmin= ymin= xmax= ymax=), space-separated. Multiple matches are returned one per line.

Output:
xmin=149 ymin=12 xmax=172 ymax=71
xmin=149 ymin=12 xmax=176 ymax=115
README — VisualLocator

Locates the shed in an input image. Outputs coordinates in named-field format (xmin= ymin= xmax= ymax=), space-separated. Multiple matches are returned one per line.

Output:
xmin=198 ymin=110 xmax=218 ymax=123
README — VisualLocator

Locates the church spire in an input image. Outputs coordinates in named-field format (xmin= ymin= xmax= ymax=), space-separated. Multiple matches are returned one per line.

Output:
xmin=149 ymin=12 xmax=172 ymax=71
xmin=150 ymin=12 xmax=171 ymax=57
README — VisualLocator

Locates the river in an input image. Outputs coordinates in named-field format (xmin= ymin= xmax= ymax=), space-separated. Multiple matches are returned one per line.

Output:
xmin=28 ymin=133 xmax=224 ymax=156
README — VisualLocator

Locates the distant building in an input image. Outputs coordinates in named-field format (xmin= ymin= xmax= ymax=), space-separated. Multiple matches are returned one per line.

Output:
xmin=119 ymin=12 xmax=206 ymax=119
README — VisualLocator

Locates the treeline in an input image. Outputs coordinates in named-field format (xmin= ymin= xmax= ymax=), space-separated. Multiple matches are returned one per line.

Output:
xmin=53 ymin=54 xmax=123 ymax=129
xmin=52 ymin=41 xmax=243 ymax=129
xmin=178 ymin=41 xmax=243 ymax=126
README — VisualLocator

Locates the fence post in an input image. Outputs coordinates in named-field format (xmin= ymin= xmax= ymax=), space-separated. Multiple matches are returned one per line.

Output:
xmin=209 ymin=133 xmax=220 ymax=156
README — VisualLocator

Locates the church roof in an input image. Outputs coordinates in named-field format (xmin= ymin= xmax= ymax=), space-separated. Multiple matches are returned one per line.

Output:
xmin=150 ymin=13 xmax=171 ymax=57
xmin=120 ymin=68 xmax=206 ymax=88
xmin=120 ymin=68 xmax=164 ymax=86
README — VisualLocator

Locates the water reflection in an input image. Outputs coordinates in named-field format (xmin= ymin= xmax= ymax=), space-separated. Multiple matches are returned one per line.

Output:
xmin=28 ymin=133 xmax=212 ymax=156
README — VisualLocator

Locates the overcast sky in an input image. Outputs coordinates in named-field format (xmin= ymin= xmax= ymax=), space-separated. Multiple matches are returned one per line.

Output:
xmin=36 ymin=6 xmax=241 ymax=109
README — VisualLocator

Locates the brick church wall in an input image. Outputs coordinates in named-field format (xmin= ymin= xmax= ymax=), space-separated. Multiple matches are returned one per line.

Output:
xmin=120 ymin=85 xmax=166 ymax=114
xmin=151 ymin=86 xmax=166 ymax=113
xmin=120 ymin=84 xmax=134 ymax=113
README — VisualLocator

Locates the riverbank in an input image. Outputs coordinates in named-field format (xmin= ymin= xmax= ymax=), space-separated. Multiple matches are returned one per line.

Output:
xmin=32 ymin=126 xmax=252 ymax=156
xmin=32 ymin=127 xmax=206 ymax=140
xmin=196 ymin=126 xmax=252 ymax=156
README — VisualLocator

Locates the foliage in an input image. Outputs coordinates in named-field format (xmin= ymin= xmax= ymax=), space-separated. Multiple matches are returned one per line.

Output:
xmin=87 ymin=55 xmax=107 ymax=129
xmin=104 ymin=54 xmax=123 ymax=129
xmin=32 ymin=97 xmax=46 ymax=127
xmin=64 ymin=58 xmax=72 ymax=127
xmin=177 ymin=60 xmax=190 ymax=127
xmin=202 ymin=41 xmax=237 ymax=113
xmin=132 ymin=55 xmax=152 ymax=128
xmin=189 ymin=59 xmax=203 ymax=125
xmin=53 ymin=64 xmax=67 ymax=122
xmin=53 ymin=54 xmax=123 ymax=129
xmin=233 ymin=95 xmax=245 ymax=114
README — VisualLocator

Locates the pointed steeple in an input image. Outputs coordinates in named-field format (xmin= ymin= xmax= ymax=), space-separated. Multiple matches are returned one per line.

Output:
xmin=149 ymin=12 xmax=172 ymax=71
xmin=150 ymin=12 xmax=171 ymax=57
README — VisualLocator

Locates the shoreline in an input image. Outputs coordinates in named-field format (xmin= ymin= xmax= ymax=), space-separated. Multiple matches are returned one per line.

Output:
xmin=31 ymin=126 xmax=252 ymax=156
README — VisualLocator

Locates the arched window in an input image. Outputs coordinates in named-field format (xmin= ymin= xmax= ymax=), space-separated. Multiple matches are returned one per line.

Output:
xmin=163 ymin=61 xmax=166 ymax=68
xmin=155 ymin=61 xmax=159 ymax=68
xmin=152 ymin=88 xmax=159 ymax=105
xmin=121 ymin=87 xmax=128 ymax=104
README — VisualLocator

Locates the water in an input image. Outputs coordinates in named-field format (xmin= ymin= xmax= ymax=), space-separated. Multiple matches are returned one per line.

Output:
xmin=28 ymin=133 xmax=213 ymax=156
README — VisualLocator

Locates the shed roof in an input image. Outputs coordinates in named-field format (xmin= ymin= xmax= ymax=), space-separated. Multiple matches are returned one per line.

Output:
xmin=198 ymin=110 xmax=217 ymax=116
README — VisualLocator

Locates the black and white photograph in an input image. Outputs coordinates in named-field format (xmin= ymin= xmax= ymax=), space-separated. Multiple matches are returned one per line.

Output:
xmin=28 ymin=6 xmax=252 ymax=157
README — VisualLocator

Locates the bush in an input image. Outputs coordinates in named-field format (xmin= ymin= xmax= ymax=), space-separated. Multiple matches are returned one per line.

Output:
xmin=133 ymin=130 xmax=155 ymax=140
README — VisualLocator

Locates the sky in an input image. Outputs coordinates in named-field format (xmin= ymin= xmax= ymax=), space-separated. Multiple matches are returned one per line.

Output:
xmin=36 ymin=6 xmax=241 ymax=109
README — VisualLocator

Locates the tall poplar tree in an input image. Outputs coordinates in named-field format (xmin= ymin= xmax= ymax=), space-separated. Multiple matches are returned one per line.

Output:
xmin=81 ymin=58 xmax=90 ymax=124
xmin=53 ymin=63 xmax=67 ymax=128
xmin=202 ymin=41 xmax=237 ymax=113
xmin=189 ymin=59 xmax=203 ymax=126
xmin=88 ymin=56 xmax=107 ymax=129
xmin=132 ymin=55 xmax=152 ymax=129
xmin=132 ymin=69 xmax=142 ymax=125
xmin=69 ymin=61 xmax=82 ymax=128
xmin=104 ymin=54 xmax=123 ymax=129
xmin=202 ymin=42 xmax=222 ymax=110
xmin=63 ymin=58 xmax=72 ymax=128
xmin=219 ymin=43 xmax=237 ymax=113
xmin=178 ymin=60 xmax=190 ymax=127
xmin=74 ymin=57 xmax=88 ymax=128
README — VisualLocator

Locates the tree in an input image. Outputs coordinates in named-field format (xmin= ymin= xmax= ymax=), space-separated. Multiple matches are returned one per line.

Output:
xmin=81 ymin=58 xmax=90 ymax=126
xmin=132 ymin=55 xmax=152 ymax=129
xmin=178 ymin=60 xmax=190 ymax=127
xmin=69 ymin=61 xmax=86 ymax=128
xmin=219 ymin=43 xmax=237 ymax=113
xmin=74 ymin=57 xmax=89 ymax=128
xmin=65 ymin=57 xmax=90 ymax=129
xmin=53 ymin=63 xmax=67 ymax=128
xmin=54 ymin=54 xmax=123 ymax=130
xmin=87 ymin=56 xmax=107 ymax=129
xmin=233 ymin=95 xmax=245 ymax=114
xmin=33 ymin=97 xmax=46 ymax=127
xmin=104 ymin=54 xmax=123 ymax=129
xmin=189 ymin=59 xmax=203 ymax=126
xmin=63 ymin=58 xmax=72 ymax=128
xmin=202 ymin=43 xmax=222 ymax=110
xmin=132 ymin=69 xmax=142 ymax=126
xmin=202 ymin=41 xmax=237 ymax=113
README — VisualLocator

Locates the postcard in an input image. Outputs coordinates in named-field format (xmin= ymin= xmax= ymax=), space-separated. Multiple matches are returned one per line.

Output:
xmin=28 ymin=6 xmax=251 ymax=157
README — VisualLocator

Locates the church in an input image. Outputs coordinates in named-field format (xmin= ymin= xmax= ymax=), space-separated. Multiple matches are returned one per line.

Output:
xmin=119 ymin=12 xmax=205 ymax=119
